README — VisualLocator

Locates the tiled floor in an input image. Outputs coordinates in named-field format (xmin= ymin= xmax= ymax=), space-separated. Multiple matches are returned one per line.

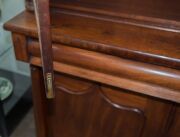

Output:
xmin=10 ymin=109 xmax=36 ymax=137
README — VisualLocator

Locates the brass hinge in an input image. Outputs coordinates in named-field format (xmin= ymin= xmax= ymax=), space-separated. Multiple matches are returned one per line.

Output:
xmin=46 ymin=73 xmax=54 ymax=99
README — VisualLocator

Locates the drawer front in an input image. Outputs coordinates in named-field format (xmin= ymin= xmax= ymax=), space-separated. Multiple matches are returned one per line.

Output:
xmin=27 ymin=38 xmax=180 ymax=103
xmin=31 ymin=66 xmax=175 ymax=137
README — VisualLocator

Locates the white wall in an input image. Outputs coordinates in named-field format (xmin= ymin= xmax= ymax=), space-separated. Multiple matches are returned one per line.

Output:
xmin=0 ymin=0 xmax=25 ymax=51
xmin=0 ymin=0 xmax=30 ymax=76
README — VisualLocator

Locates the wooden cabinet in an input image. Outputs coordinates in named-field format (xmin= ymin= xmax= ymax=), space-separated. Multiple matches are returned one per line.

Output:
xmin=4 ymin=0 xmax=180 ymax=136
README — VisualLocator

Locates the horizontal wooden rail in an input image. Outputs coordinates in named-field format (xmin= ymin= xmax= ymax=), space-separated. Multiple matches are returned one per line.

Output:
xmin=30 ymin=57 xmax=180 ymax=103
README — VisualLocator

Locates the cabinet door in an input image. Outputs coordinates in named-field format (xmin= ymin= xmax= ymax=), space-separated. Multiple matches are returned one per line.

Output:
xmin=167 ymin=106 xmax=180 ymax=137
xmin=31 ymin=66 xmax=174 ymax=137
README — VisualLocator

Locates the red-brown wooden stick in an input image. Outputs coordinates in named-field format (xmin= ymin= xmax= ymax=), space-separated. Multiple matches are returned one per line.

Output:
xmin=33 ymin=0 xmax=55 ymax=98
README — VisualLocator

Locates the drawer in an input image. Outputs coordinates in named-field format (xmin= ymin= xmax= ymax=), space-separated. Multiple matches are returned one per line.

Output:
xmin=25 ymin=38 xmax=180 ymax=103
